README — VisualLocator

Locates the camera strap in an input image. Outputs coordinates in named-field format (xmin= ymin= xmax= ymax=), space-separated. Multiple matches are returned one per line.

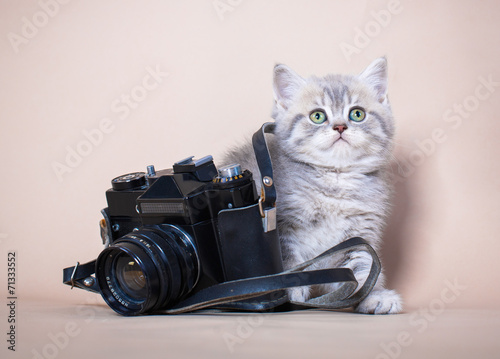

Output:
xmin=162 ymin=236 xmax=380 ymax=314
xmin=252 ymin=122 xmax=277 ymax=209
xmin=63 ymin=236 xmax=380 ymax=313
xmin=63 ymin=260 xmax=99 ymax=293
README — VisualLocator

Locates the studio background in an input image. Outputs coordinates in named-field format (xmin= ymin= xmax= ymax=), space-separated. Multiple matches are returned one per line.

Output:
xmin=0 ymin=0 xmax=499 ymax=357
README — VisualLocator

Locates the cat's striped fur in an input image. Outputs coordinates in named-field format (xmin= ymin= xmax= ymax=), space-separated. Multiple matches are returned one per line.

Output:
xmin=223 ymin=58 xmax=402 ymax=314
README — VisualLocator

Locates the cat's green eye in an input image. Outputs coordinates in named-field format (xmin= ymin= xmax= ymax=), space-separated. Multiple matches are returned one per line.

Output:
xmin=309 ymin=110 xmax=327 ymax=124
xmin=349 ymin=107 xmax=366 ymax=122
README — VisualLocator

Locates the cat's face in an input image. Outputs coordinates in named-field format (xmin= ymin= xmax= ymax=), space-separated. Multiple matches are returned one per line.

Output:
xmin=272 ymin=58 xmax=394 ymax=171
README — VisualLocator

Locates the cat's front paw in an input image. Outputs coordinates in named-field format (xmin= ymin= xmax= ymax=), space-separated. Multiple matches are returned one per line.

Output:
xmin=356 ymin=289 xmax=402 ymax=314
xmin=287 ymin=286 xmax=311 ymax=303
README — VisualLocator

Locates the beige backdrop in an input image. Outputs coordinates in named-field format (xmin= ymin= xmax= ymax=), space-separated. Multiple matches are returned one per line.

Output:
xmin=1 ymin=0 xmax=499 ymax=313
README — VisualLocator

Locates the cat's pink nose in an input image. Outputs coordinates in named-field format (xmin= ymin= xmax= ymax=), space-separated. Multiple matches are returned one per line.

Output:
xmin=333 ymin=125 xmax=347 ymax=133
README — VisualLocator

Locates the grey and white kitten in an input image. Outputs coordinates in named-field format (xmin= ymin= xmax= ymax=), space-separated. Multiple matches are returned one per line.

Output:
xmin=223 ymin=58 xmax=402 ymax=314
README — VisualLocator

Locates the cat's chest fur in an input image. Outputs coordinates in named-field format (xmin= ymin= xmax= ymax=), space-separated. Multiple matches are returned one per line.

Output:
xmin=274 ymin=161 xmax=386 ymax=261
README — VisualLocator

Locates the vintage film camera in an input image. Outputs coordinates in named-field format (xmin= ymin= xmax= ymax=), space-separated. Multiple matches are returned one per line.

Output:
xmin=97 ymin=154 xmax=284 ymax=315
xmin=63 ymin=123 xmax=380 ymax=316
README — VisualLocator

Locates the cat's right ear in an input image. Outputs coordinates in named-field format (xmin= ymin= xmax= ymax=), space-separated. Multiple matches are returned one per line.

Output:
xmin=273 ymin=64 xmax=306 ymax=111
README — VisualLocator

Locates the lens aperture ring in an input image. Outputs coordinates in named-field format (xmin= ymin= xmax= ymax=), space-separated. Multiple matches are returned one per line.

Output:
xmin=125 ymin=229 xmax=183 ymax=310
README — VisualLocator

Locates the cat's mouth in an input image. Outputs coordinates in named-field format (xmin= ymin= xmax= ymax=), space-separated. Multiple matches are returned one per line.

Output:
xmin=332 ymin=136 xmax=350 ymax=146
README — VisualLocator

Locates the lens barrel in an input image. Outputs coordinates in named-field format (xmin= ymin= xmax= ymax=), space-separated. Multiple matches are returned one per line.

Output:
xmin=95 ymin=225 xmax=199 ymax=315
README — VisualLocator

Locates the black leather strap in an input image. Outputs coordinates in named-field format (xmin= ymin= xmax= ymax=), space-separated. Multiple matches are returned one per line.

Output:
xmin=164 ymin=268 xmax=356 ymax=314
xmin=287 ymin=237 xmax=380 ymax=309
xmin=252 ymin=122 xmax=276 ymax=209
xmin=162 ymin=236 xmax=380 ymax=314
xmin=62 ymin=237 xmax=380 ymax=313
xmin=62 ymin=260 xmax=99 ymax=293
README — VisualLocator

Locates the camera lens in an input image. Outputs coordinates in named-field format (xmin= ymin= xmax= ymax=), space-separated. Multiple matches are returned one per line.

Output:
xmin=115 ymin=254 xmax=147 ymax=300
xmin=95 ymin=225 xmax=199 ymax=315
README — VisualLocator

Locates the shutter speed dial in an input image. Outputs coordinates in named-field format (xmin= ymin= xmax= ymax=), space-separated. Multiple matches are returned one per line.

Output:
xmin=111 ymin=172 xmax=146 ymax=191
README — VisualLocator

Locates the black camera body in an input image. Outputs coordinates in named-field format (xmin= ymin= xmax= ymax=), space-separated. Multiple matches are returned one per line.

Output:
xmin=95 ymin=155 xmax=283 ymax=315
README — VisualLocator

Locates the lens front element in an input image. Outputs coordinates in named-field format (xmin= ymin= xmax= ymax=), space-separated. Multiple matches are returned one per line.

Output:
xmin=115 ymin=254 xmax=147 ymax=300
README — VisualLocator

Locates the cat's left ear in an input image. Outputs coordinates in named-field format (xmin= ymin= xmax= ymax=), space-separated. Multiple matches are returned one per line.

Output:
xmin=359 ymin=57 xmax=388 ymax=103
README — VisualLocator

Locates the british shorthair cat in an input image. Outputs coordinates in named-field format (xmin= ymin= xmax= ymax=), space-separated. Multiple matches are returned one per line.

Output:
xmin=223 ymin=58 xmax=402 ymax=314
